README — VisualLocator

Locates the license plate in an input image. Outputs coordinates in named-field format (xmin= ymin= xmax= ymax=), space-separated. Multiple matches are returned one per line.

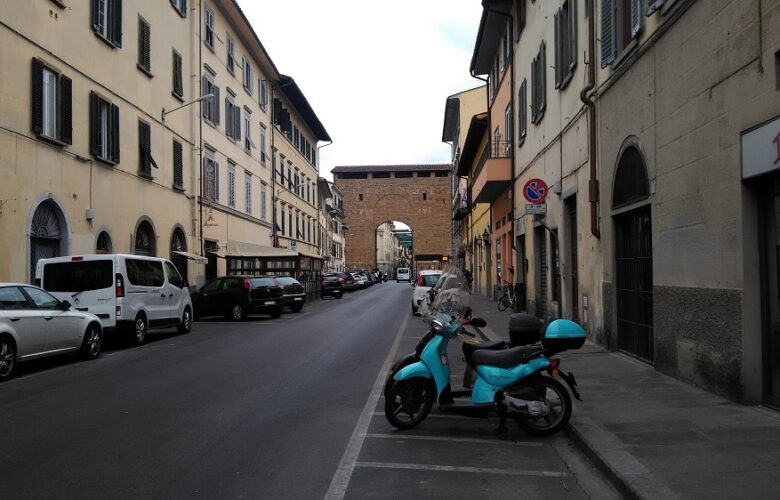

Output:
xmin=294 ymin=297 xmax=302 ymax=301
xmin=264 ymin=301 xmax=275 ymax=305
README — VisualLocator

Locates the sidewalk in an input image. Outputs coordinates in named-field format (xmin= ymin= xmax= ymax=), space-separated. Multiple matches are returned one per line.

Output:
xmin=467 ymin=292 xmax=780 ymax=499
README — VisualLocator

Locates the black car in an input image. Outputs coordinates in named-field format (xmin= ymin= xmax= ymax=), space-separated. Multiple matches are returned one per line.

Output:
xmin=321 ymin=274 xmax=345 ymax=299
xmin=192 ymin=276 xmax=284 ymax=320
xmin=338 ymin=272 xmax=358 ymax=292
xmin=273 ymin=276 xmax=306 ymax=312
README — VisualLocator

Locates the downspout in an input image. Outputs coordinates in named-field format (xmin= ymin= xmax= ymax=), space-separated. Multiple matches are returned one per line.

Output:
xmin=270 ymin=85 xmax=277 ymax=247
xmin=580 ymin=0 xmax=601 ymax=239
xmin=198 ymin=0 xmax=205 ymax=254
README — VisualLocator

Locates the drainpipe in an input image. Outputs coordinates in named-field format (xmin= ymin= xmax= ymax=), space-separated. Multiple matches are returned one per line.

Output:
xmin=580 ymin=0 xmax=601 ymax=239
xmin=197 ymin=0 xmax=205 ymax=254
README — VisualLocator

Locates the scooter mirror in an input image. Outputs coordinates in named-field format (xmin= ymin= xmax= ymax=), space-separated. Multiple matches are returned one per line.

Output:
xmin=470 ymin=317 xmax=487 ymax=328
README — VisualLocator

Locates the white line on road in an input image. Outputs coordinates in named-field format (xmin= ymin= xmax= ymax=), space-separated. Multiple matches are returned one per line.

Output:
xmin=354 ymin=461 xmax=566 ymax=477
xmin=324 ymin=312 xmax=410 ymax=500
xmin=371 ymin=411 xmax=469 ymax=420
xmin=364 ymin=433 xmax=542 ymax=447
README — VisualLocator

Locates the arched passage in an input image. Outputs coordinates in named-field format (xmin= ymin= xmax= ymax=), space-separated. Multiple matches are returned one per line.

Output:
xmin=612 ymin=143 xmax=653 ymax=362
xmin=29 ymin=198 xmax=69 ymax=282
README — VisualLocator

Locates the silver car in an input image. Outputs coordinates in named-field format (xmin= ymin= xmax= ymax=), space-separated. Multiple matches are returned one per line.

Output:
xmin=0 ymin=283 xmax=103 ymax=381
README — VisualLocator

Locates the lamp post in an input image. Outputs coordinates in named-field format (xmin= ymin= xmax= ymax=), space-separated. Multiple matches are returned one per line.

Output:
xmin=161 ymin=94 xmax=214 ymax=122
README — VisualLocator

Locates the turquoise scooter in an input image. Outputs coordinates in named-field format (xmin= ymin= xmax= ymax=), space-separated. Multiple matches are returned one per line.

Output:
xmin=384 ymin=269 xmax=585 ymax=436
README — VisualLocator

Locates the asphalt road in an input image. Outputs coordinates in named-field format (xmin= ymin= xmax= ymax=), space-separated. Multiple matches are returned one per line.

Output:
xmin=0 ymin=282 xmax=617 ymax=499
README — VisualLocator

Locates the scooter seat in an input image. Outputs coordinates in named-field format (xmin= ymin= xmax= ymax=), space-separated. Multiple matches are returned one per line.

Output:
xmin=462 ymin=340 xmax=507 ymax=365
xmin=472 ymin=345 xmax=544 ymax=368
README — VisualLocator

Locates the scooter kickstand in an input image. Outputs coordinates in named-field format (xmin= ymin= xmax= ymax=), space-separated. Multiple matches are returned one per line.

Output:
xmin=494 ymin=415 xmax=509 ymax=438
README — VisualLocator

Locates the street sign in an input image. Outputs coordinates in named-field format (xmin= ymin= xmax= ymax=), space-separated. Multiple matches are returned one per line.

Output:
xmin=523 ymin=178 xmax=549 ymax=204
xmin=290 ymin=239 xmax=297 ymax=250
xmin=526 ymin=203 xmax=546 ymax=215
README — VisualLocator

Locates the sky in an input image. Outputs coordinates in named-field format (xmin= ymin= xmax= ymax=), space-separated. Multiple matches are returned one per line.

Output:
xmin=237 ymin=0 xmax=484 ymax=182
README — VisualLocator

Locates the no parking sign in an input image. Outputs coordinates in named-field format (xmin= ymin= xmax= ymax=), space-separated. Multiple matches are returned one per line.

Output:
xmin=523 ymin=178 xmax=549 ymax=204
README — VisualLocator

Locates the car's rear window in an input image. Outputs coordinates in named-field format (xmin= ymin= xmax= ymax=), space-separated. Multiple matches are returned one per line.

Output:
xmin=249 ymin=278 xmax=275 ymax=287
xmin=276 ymin=277 xmax=298 ymax=285
xmin=43 ymin=260 xmax=113 ymax=292
xmin=422 ymin=274 xmax=441 ymax=287
xmin=323 ymin=275 xmax=339 ymax=281
xmin=398 ymin=268 xmax=409 ymax=274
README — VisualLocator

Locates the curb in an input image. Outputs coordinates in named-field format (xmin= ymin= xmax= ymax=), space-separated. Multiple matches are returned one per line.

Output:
xmin=567 ymin=415 xmax=678 ymax=500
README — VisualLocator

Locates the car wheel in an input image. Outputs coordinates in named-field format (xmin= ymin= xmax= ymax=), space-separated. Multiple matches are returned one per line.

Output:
xmin=411 ymin=305 xmax=418 ymax=316
xmin=0 ymin=337 xmax=17 ymax=381
xmin=131 ymin=314 xmax=147 ymax=346
xmin=178 ymin=307 xmax=192 ymax=334
xmin=80 ymin=324 xmax=102 ymax=360
xmin=291 ymin=303 xmax=304 ymax=313
xmin=336 ymin=292 xmax=343 ymax=299
xmin=227 ymin=304 xmax=246 ymax=321
xmin=270 ymin=307 xmax=283 ymax=319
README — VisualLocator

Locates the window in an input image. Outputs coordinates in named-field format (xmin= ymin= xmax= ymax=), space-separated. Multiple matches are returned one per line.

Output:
xmin=228 ymin=164 xmax=236 ymax=208
xmin=173 ymin=139 xmax=184 ymax=189
xmin=202 ymin=72 xmax=220 ymax=125
xmin=281 ymin=205 xmax=286 ymax=234
xmin=203 ymin=151 xmax=219 ymax=202
xmin=259 ymin=79 xmax=268 ymax=109
xmin=423 ymin=193 xmax=428 ymax=201
xmin=31 ymin=58 xmax=72 ymax=145
xmin=172 ymin=50 xmax=183 ymax=98
xmin=204 ymin=6 xmax=214 ymax=49
xmin=43 ymin=260 xmax=113 ymax=291
xmin=137 ymin=17 xmax=151 ymax=74
xmin=518 ymin=79 xmax=527 ymax=146
xmin=245 ymin=172 xmax=252 ymax=214
xmin=90 ymin=92 xmax=120 ymax=164
xmin=96 ymin=231 xmax=112 ymax=253
xmin=242 ymin=57 xmax=253 ymax=94
xmin=260 ymin=130 xmax=267 ymax=164
xmin=170 ymin=0 xmax=187 ymax=17
xmin=0 ymin=287 xmax=29 ymax=310
xmin=293 ymin=126 xmax=299 ymax=148
xmin=531 ymin=41 xmax=546 ymax=125
xmin=261 ymin=183 xmax=267 ymax=220
xmin=244 ymin=108 xmax=252 ymax=152
xmin=226 ymin=36 xmax=235 ymax=73
xmin=551 ymin=228 xmax=561 ymax=302
xmin=164 ymin=261 xmax=185 ymax=289
xmin=289 ymin=211 xmax=293 ymax=237
xmin=601 ymin=0 xmax=643 ymax=67
xmin=554 ymin=0 xmax=577 ymax=89
xmin=126 ymin=259 xmax=164 ymax=286
xmin=515 ymin=0 xmax=526 ymax=41
xmin=24 ymin=287 xmax=60 ymax=310
xmin=91 ymin=0 xmax=122 ymax=47
xmin=138 ymin=120 xmax=157 ymax=177
xmin=225 ymin=95 xmax=241 ymax=140
xmin=287 ymin=166 xmax=292 ymax=189
xmin=504 ymin=103 xmax=513 ymax=153
xmin=133 ymin=222 xmax=156 ymax=257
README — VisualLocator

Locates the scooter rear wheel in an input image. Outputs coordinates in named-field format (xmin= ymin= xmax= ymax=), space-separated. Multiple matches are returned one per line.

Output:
xmin=514 ymin=376 xmax=572 ymax=437
xmin=384 ymin=377 xmax=433 ymax=430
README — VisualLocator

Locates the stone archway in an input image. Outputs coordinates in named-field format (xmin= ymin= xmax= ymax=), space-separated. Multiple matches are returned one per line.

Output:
xmin=29 ymin=198 xmax=69 ymax=282
xmin=333 ymin=165 xmax=453 ymax=272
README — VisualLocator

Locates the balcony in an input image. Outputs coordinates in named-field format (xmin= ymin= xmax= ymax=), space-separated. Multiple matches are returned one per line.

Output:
xmin=452 ymin=192 xmax=470 ymax=221
xmin=472 ymin=141 xmax=512 ymax=204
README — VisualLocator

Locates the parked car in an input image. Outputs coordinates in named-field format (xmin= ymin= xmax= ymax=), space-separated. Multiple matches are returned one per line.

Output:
xmin=411 ymin=270 xmax=443 ymax=315
xmin=274 ymin=276 xmax=306 ymax=312
xmin=351 ymin=272 xmax=368 ymax=289
xmin=192 ymin=276 xmax=284 ymax=320
xmin=0 ymin=283 xmax=103 ymax=381
xmin=321 ymin=274 xmax=345 ymax=299
xmin=338 ymin=272 xmax=358 ymax=292
xmin=35 ymin=254 xmax=193 ymax=346
xmin=396 ymin=267 xmax=411 ymax=283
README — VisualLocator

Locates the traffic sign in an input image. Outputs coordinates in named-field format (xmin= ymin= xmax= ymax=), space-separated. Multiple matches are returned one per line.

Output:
xmin=290 ymin=239 xmax=297 ymax=250
xmin=526 ymin=203 xmax=547 ymax=215
xmin=523 ymin=178 xmax=549 ymax=204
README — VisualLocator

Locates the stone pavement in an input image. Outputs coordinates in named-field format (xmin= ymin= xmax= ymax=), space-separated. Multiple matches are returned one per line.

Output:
xmin=466 ymin=291 xmax=780 ymax=499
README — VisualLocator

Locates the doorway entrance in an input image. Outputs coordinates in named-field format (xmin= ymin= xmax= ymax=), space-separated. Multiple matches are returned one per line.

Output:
xmin=761 ymin=175 xmax=780 ymax=408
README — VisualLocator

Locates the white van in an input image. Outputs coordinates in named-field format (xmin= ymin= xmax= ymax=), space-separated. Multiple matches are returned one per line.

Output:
xmin=396 ymin=267 xmax=411 ymax=283
xmin=35 ymin=254 xmax=193 ymax=345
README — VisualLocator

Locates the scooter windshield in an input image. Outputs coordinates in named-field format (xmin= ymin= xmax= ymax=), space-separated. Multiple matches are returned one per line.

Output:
xmin=417 ymin=265 xmax=470 ymax=324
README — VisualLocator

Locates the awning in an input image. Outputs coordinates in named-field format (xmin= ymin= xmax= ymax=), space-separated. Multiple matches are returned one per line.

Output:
xmin=172 ymin=251 xmax=209 ymax=263
xmin=225 ymin=240 xmax=298 ymax=258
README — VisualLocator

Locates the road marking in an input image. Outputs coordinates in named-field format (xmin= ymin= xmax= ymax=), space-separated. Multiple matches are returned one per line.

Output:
xmin=371 ymin=411 xmax=469 ymax=420
xmin=324 ymin=311 xmax=410 ymax=500
xmin=364 ymin=433 xmax=542 ymax=447
xmin=355 ymin=461 xmax=565 ymax=477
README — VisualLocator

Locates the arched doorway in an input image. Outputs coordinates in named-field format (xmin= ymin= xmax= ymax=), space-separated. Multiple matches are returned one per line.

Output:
xmin=134 ymin=220 xmax=156 ymax=256
xmin=612 ymin=145 xmax=653 ymax=362
xmin=170 ymin=226 xmax=188 ymax=281
xmin=375 ymin=220 xmax=413 ymax=278
xmin=96 ymin=230 xmax=112 ymax=254
xmin=29 ymin=200 xmax=68 ymax=282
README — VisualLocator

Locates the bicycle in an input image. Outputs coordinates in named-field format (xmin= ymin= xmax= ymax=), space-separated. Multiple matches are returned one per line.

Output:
xmin=497 ymin=281 xmax=518 ymax=312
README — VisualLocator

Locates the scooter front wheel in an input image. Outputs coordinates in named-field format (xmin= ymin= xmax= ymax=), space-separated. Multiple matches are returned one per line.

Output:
xmin=514 ymin=376 xmax=572 ymax=437
xmin=384 ymin=377 xmax=433 ymax=430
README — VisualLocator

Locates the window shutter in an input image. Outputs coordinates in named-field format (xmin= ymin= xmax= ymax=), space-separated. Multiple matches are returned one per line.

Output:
xmin=215 ymin=161 xmax=220 ymax=202
xmin=60 ymin=75 xmax=73 ymax=145
xmin=600 ymin=0 xmax=616 ymax=67
xmin=173 ymin=140 xmax=183 ymax=188
xmin=234 ymin=106 xmax=241 ymax=140
xmin=138 ymin=121 xmax=148 ymax=174
xmin=92 ymin=0 xmax=100 ymax=30
xmin=630 ymin=0 xmax=643 ymax=38
xmin=647 ymin=0 xmax=664 ymax=15
xmin=138 ymin=18 xmax=150 ymax=71
xmin=31 ymin=58 xmax=44 ymax=135
xmin=554 ymin=9 xmax=561 ymax=89
xmin=214 ymin=86 xmax=220 ymax=125
xmin=179 ymin=0 xmax=187 ymax=17
xmin=111 ymin=103 xmax=120 ymax=162
xmin=90 ymin=92 xmax=100 ymax=156
xmin=111 ymin=0 xmax=123 ymax=47
xmin=570 ymin=0 xmax=578 ymax=72
xmin=225 ymin=98 xmax=230 ymax=136
xmin=173 ymin=52 xmax=183 ymax=97
xmin=540 ymin=42 xmax=546 ymax=114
